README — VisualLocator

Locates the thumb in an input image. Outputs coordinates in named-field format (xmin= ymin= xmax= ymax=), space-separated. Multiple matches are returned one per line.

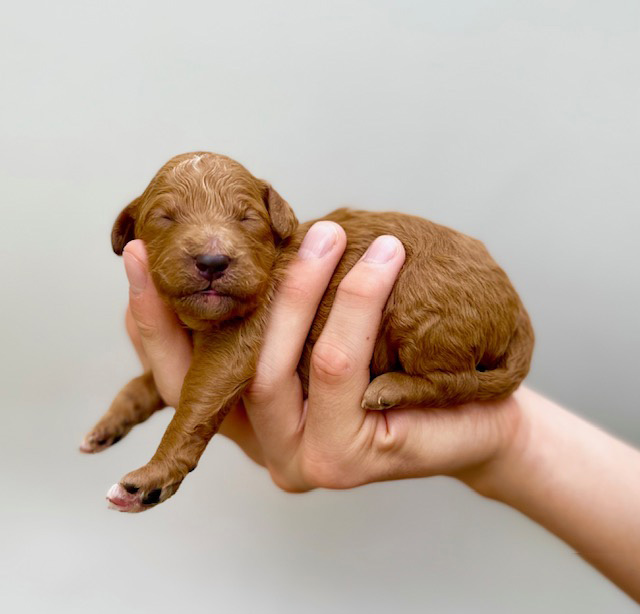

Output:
xmin=123 ymin=240 xmax=192 ymax=407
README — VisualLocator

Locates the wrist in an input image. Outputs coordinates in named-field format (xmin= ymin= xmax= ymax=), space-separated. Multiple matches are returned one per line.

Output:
xmin=456 ymin=385 xmax=541 ymax=501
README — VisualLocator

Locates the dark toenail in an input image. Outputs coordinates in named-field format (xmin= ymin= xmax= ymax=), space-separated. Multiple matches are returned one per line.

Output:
xmin=188 ymin=467 xmax=195 ymax=473
xmin=97 ymin=438 xmax=107 ymax=445
xmin=142 ymin=488 xmax=162 ymax=505
xmin=123 ymin=483 xmax=139 ymax=494
xmin=112 ymin=435 xmax=122 ymax=444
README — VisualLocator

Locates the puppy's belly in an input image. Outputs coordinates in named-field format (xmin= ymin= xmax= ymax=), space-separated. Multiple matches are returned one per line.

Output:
xmin=289 ymin=208 xmax=534 ymax=406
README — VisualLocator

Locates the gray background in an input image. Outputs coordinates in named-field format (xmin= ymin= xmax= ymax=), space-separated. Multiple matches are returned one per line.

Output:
xmin=1 ymin=1 xmax=638 ymax=612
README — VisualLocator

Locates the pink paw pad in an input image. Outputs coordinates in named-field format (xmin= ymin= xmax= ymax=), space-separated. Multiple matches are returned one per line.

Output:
xmin=106 ymin=483 xmax=149 ymax=513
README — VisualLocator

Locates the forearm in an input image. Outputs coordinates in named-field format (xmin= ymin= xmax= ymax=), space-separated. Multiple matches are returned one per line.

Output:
xmin=468 ymin=387 xmax=640 ymax=602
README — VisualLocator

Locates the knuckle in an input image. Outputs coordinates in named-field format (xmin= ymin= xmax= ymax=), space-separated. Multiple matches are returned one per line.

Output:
xmin=128 ymin=303 xmax=159 ymax=339
xmin=244 ymin=360 xmax=290 ymax=405
xmin=133 ymin=317 xmax=160 ymax=339
xmin=335 ymin=273 xmax=387 ymax=308
xmin=250 ymin=360 xmax=275 ymax=388
xmin=336 ymin=278 xmax=374 ymax=304
xmin=310 ymin=341 xmax=356 ymax=384
xmin=244 ymin=373 xmax=275 ymax=405
xmin=277 ymin=275 xmax=315 ymax=307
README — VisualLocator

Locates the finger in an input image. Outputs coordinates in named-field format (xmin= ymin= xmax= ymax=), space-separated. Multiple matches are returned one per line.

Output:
xmin=305 ymin=235 xmax=406 ymax=443
xmin=252 ymin=221 xmax=346 ymax=389
xmin=124 ymin=240 xmax=192 ymax=407
xmin=244 ymin=222 xmax=346 ymax=449
xmin=125 ymin=306 xmax=149 ymax=370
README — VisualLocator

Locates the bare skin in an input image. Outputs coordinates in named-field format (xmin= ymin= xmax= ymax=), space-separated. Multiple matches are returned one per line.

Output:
xmin=121 ymin=224 xmax=640 ymax=603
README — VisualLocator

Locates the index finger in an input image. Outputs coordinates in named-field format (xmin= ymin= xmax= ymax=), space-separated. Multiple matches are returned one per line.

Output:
xmin=243 ymin=222 xmax=346 ymax=455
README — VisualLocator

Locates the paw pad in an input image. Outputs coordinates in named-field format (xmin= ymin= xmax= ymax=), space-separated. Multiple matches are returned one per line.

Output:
xmin=142 ymin=488 xmax=162 ymax=505
xmin=106 ymin=483 xmax=164 ymax=513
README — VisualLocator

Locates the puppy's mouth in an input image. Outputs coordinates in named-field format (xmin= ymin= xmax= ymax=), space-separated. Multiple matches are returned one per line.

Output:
xmin=196 ymin=287 xmax=227 ymax=297
xmin=187 ymin=285 xmax=232 ymax=303
xmin=172 ymin=286 xmax=233 ymax=319
xmin=193 ymin=277 xmax=238 ymax=297
xmin=174 ymin=280 xmax=239 ymax=308
xmin=165 ymin=274 xmax=261 ymax=322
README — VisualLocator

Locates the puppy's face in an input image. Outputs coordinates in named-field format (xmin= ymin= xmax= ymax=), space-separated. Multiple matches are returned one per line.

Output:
xmin=112 ymin=152 xmax=298 ymax=324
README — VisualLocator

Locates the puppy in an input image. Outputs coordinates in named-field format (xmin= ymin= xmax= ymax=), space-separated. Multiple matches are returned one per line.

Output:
xmin=80 ymin=151 xmax=534 ymax=512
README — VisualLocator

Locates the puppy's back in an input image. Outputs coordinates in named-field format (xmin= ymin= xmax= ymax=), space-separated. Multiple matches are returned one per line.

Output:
xmin=287 ymin=208 xmax=534 ymax=405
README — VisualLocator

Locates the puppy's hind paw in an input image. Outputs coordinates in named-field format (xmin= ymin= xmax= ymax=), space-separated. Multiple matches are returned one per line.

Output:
xmin=361 ymin=374 xmax=400 ymax=410
xmin=361 ymin=394 xmax=394 ymax=411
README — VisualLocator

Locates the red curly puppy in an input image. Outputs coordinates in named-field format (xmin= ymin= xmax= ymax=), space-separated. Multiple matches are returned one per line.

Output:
xmin=80 ymin=152 xmax=534 ymax=512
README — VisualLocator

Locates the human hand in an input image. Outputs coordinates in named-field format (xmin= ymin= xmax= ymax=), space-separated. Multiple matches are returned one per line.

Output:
xmin=248 ymin=246 xmax=640 ymax=605
xmin=240 ymin=222 xmax=523 ymax=491
xmin=123 ymin=226 xmax=522 ymax=492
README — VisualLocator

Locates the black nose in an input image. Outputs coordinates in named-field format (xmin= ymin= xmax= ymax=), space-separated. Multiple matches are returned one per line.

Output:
xmin=195 ymin=253 xmax=230 ymax=281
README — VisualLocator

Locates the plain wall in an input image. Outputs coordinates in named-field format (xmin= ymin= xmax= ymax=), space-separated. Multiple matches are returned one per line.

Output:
xmin=1 ymin=1 xmax=638 ymax=612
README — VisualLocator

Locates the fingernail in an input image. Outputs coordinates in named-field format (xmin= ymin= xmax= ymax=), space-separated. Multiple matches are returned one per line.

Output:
xmin=298 ymin=221 xmax=339 ymax=260
xmin=363 ymin=236 xmax=400 ymax=264
xmin=123 ymin=251 xmax=148 ymax=295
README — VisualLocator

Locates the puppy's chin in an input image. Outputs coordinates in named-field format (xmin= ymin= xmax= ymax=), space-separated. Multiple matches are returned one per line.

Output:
xmin=170 ymin=291 xmax=256 ymax=328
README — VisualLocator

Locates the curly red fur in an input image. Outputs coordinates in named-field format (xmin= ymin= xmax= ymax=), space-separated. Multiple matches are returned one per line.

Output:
xmin=84 ymin=152 xmax=534 ymax=512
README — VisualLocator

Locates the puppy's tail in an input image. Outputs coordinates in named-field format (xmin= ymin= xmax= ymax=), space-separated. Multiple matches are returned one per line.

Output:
xmin=475 ymin=305 xmax=535 ymax=401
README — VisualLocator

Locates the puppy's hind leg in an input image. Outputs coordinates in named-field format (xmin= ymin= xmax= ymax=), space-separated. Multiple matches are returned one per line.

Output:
xmin=80 ymin=371 xmax=166 ymax=453
xmin=361 ymin=370 xmax=479 ymax=410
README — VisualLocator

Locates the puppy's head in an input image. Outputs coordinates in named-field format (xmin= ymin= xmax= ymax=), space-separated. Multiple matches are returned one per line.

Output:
xmin=112 ymin=152 xmax=298 ymax=324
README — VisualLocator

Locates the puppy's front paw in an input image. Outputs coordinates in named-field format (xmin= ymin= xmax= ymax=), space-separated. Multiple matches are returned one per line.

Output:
xmin=106 ymin=463 xmax=185 ymax=513
xmin=106 ymin=483 xmax=168 ymax=513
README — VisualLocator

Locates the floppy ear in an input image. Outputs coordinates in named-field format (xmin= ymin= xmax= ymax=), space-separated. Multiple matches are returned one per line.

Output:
xmin=111 ymin=197 xmax=141 ymax=255
xmin=263 ymin=183 xmax=298 ymax=241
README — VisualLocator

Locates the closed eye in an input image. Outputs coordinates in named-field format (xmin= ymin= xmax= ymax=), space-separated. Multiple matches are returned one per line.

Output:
xmin=151 ymin=211 xmax=176 ymax=226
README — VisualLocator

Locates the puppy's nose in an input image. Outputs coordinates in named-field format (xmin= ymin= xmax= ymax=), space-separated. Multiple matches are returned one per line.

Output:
xmin=195 ymin=253 xmax=230 ymax=281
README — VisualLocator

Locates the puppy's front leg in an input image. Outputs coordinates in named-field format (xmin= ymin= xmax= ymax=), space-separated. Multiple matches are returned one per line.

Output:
xmin=80 ymin=371 xmax=166 ymax=453
xmin=106 ymin=325 xmax=260 ymax=512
